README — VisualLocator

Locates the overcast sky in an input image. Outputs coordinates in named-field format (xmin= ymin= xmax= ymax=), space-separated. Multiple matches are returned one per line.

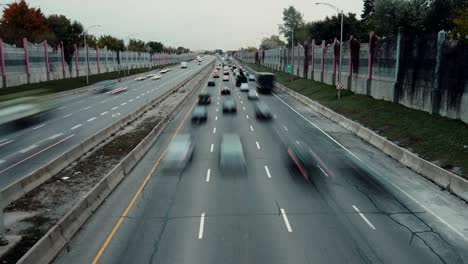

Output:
xmin=27 ymin=0 xmax=363 ymax=51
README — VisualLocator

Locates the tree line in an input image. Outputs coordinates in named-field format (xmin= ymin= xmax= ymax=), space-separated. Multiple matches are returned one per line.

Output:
xmin=258 ymin=0 xmax=467 ymax=50
xmin=0 ymin=0 xmax=191 ymax=64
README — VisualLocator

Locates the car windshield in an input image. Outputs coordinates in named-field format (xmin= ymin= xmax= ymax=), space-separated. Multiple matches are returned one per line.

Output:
xmin=2 ymin=1 xmax=467 ymax=263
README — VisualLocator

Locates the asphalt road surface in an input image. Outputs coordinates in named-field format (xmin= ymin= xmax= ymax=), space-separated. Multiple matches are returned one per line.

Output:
xmin=0 ymin=60 xmax=209 ymax=189
xmin=53 ymin=60 xmax=468 ymax=264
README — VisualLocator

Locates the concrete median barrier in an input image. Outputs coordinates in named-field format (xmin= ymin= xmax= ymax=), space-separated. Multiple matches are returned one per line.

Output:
xmin=15 ymin=61 xmax=215 ymax=264
xmin=246 ymin=64 xmax=468 ymax=203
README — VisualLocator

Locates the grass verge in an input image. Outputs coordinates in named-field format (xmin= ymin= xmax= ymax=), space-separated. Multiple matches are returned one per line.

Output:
xmin=248 ymin=63 xmax=468 ymax=179
xmin=0 ymin=64 xmax=176 ymax=100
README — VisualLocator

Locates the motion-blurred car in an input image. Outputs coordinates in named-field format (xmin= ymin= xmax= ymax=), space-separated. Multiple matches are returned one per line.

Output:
xmin=150 ymin=75 xmax=161 ymax=80
xmin=181 ymin=62 xmax=188 ymax=68
xmin=220 ymin=134 xmax=246 ymax=171
xmin=236 ymin=74 xmax=247 ymax=87
xmin=222 ymin=99 xmax=237 ymax=113
xmin=198 ymin=92 xmax=211 ymax=105
xmin=256 ymin=72 xmax=275 ymax=93
xmin=0 ymin=91 xmax=56 ymax=127
xmin=192 ymin=106 xmax=208 ymax=123
xmin=222 ymin=75 xmax=229 ymax=82
xmin=208 ymin=80 xmax=216 ymax=87
xmin=224 ymin=70 xmax=229 ymax=75
xmin=135 ymin=76 xmax=147 ymax=81
xmin=213 ymin=71 xmax=220 ymax=78
xmin=221 ymin=87 xmax=231 ymax=95
xmin=240 ymin=83 xmax=249 ymax=92
xmin=159 ymin=69 xmax=168 ymax=74
xmin=248 ymin=74 xmax=255 ymax=81
xmin=254 ymin=101 xmax=272 ymax=120
xmin=286 ymin=140 xmax=317 ymax=180
xmin=162 ymin=134 xmax=194 ymax=171
xmin=247 ymin=89 xmax=259 ymax=100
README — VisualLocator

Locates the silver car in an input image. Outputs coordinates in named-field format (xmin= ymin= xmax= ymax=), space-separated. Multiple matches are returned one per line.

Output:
xmin=220 ymin=134 xmax=246 ymax=171
xmin=162 ymin=134 xmax=194 ymax=171
xmin=247 ymin=89 xmax=259 ymax=100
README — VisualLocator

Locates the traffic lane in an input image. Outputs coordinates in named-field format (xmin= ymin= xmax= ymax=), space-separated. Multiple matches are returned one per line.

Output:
xmin=0 ymin=65 xmax=205 ymax=188
xmin=52 ymin=61 xmax=215 ymax=264
xmin=252 ymin=90 xmax=463 ymax=262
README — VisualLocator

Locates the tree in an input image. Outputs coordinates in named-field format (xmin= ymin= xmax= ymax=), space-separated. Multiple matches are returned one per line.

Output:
xmin=306 ymin=13 xmax=368 ymax=43
xmin=453 ymin=7 xmax=468 ymax=38
xmin=85 ymin=34 xmax=98 ymax=48
xmin=127 ymin=38 xmax=146 ymax=52
xmin=278 ymin=6 xmax=307 ymax=46
xmin=361 ymin=0 xmax=375 ymax=21
xmin=146 ymin=41 xmax=164 ymax=53
xmin=0 ymin=0 xmax=50 ymax=46
xmin=260 ymin=35 xmax=286 ymax=50
xmin=175 ymin=46 xmax=190 ymax=54
xmin=46 ymin=15 xmax=84 ymax=64
xmin=97 ymin=35 xmax=124 ymax=51
xmin=241 ymin=46 xmax=257 ymax=52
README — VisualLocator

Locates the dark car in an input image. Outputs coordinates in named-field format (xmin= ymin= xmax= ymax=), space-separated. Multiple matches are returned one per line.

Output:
xmin=256 ymin=72 xmax=275 ymax=93
xmin=222 ymin=99 xmax=237 ymax=113
xmin=286 ymin=140 xmax=317 ymax=180
xmin=221 ymin=87 xmax=231 ymax=95
xmin=192 ymin=106 xmax=208 ymax=123
xmin=255 ymin=101 xmax=272 ymax=120
xmin=236 ymin=73 xmax=247 ymax=87
xmin=224 ymin=70 xmax=229 ymax=75
xmin=208 ymin=80 xmax=216 ymax=87
xmin=198 ymin=92 xmax=211 ymax=105
xmin=220 ymin=134 xmax=246 ymax=171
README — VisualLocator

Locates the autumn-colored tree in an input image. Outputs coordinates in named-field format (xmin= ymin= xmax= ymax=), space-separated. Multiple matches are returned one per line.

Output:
xmin=0 ymin=0 xmax=50 ymax=46
xmin=453 ymin=7 xmax=468 ymax=39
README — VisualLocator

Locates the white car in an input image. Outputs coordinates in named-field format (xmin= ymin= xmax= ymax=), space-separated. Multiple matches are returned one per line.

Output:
xmin=248 ymin=89 xmax=259 ymax=100
xmin=150 ymin=75 xmax=162 ymax=80
xmin=135 ymin=76 xmax=147 ymax=81
xmin=248 ymin=74 xmax=255 ymax=81
xmin=240 ymin=83 xmax=249 ymax=92
xmin=181 ymin=62 xmax=188 ymax=68
xmin=159 ymin=69 xmax=168 ymax=74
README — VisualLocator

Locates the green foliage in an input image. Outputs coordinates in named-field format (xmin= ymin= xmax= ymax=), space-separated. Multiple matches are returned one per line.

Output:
xmin=127 ymin=38 xmax=146 ymax=52
xmin=146 ymin=41 xmax=164 ymax=53
xmin=278 ymin=6 xmax=307 ymax=46
xmin=453 ymin=7 xmax=468 ymax=38
xmin=46 ymin=14 xmax=83 ymax=64
xmin=85 ymin=34 xmax=98 ymax=48
xmin=97 ymin=35 xmax=124 ymax=51
xmin=260 ymin=35 xmax=286 ymax=50
xmin=306 ymin=13 xmax=369 ymax=43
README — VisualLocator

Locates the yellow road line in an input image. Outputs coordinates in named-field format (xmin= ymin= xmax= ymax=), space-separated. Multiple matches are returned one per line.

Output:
xmin=91 ymin=98 xmax=198 ymax=264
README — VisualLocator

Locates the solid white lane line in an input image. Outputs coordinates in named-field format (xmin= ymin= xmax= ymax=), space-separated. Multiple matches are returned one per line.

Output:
xmin=283 ymin=125 xmax=288 ymax=131
xmin=272 ymin=92 xmax=468 ymax=241
xmin=0 ymin=139 xmax=7 ymax=144
xmin=280 ymin=208 xmax=293 ymax=232
xmin=111 ymin=107 xmax=118 ymax=110
xmin=215 ymin=116 xmax=218 ymax=121
xmin=0 ymin=140 xmax=13 ymax=148
xmin=71 ymin=124 xmax=82 ymax=130
xmin=264 ymin=166 xmax=272 ymax=178
xmin=246 ymin=115 xmax=249 ymax=119
xmin=210 ymin=144 xmax=214 ymax=153
xmin=256 ymin=141 xmax=260 ymax=150
xmin=48 ymin=133 xmax=63 ymax=140
xmin=213 ymin=127 xmax=216 ymax=134
xmin=63 ymin=114 xmax=72 ymax=118
xmin=198 ymin=212 xmax=206 ymax=239
xmin=250 ymin=125 xmax=254 ymax=132
xmin=101 ymin=111 xmax=109 ymax=116
xmin=318 ymin=165 xmax=329 ymax=177
xmin=32 ymin=124 xmax=45 ymax=130
xmin=206 ymin=169 xmax=211 ymax=182
xmin=352 ymin=205 xmax=376 ymax=230
xmin=87 ymin=117 xmax=97 ymax=122
xmin=19 ymin=144 xmax=38 ymax=154
xmin=121 ymin=103 xmax=127 ymax=106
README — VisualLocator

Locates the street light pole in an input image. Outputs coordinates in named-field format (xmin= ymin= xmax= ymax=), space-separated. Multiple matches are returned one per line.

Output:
xmin=291 ymin=27 xmax=294 ymax=75
xmin=315 ymin=2 xmax=344 ymax=99
xmin=83 ymin=24 xmax=101 ymax=85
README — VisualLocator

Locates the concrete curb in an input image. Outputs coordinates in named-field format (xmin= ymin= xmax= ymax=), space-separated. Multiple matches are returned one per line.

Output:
xmin=243 ymin=63 xmax=468 ymax=203
xmin=1 ymin=62 xmax=213 ymax=208
xmin=15 ymin=61 xmax=214 ymax=264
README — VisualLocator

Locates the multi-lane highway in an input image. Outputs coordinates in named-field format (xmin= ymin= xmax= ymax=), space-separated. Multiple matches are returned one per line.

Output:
xmin=0 ymin=60 xmax=209 ymax=189
xmin=53 ymin=60 xmax=468 ymax=263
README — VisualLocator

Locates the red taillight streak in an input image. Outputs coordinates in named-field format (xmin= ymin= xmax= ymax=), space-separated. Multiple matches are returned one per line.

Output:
xmin=288 ymin=148 xmax=309 ymax=180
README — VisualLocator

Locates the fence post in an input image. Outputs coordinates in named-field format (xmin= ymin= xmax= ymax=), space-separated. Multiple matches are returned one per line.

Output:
xmin=297 ymin=45 xmax=300 ymax=76
xmin=44 ymin=40 xmax=50 ymax=81
xmin=105 ymin=46 xmax=108 ymax=72
xmin=348 ymin=35 xmax=353 ymax=80
xmin=23 ymin=38 xmax=31 ymax=83
xmin=367 ymin=31 xmax=376 ymax=96
xmin=311 ymin=40 xmax=315 ymax=80
xmin=333 ymin=38 xmax=338 ymax=85
xmin=86 ymin=44 xmax=90 ymax=76
xmin=321 ymin=40 xmax=325 ymax=82
xmin=96 ymin=47 xmax=100 ymax=74
xmin=0 ymin=192 xmax=8 ymax=246
xmin=393 ymin=31 xmax=403 ymax=103
xmin=0 ymin=38 xmax=6 ymax=88
xmin=431 ymin=30 xmax=446 ymax=114
xmin=74 ymin=44 xmax=79 ymax=77
xmin=60 ymin=42 xmax=66 ymax=78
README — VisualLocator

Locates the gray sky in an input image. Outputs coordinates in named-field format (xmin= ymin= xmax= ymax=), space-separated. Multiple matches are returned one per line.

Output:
xmin=28 ymin=0 xmax=363 ymax=51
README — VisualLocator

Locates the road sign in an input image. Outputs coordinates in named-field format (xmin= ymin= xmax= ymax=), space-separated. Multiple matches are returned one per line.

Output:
xmin=287 ymin=64 xmax=293 ymax=74
xmin=336 ymin=82 xmax=344 ymax=90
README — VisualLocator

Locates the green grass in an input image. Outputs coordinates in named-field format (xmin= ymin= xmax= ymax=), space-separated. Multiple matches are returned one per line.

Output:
xmin=248 ymin=63 xmax=468 ymax=179
xmin=0 ymin=64 xmax=176 ymax=101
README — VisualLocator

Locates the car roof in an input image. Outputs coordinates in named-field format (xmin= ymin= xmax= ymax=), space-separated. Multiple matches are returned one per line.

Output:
xmin=221 ymin=134 xmax=243 ymax=152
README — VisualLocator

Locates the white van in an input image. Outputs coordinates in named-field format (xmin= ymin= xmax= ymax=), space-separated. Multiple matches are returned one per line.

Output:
xmin=181 ymin=62 xmax=188 ymax=68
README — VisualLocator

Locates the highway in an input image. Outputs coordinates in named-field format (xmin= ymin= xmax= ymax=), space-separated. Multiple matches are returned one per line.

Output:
xmin=53 ymin=60 xmax=468 ymax=264
xmin=0 ymin=60 xmax=206 ymax=189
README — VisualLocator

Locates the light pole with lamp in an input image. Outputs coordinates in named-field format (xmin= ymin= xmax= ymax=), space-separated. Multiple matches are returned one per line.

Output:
xmin=315 ymin=2 xmax=344 ymax=99
xmin=83 ymin=24 xmax=101 ymax=84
